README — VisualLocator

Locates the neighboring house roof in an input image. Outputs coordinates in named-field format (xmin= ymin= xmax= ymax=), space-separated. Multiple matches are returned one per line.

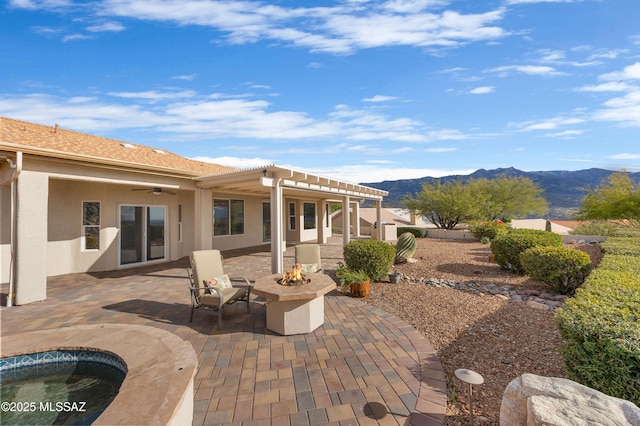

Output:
xmin=1 ymin=116 xmax=236 ymax=176
xmin=333 ymin=208 xmax=411 ymax=226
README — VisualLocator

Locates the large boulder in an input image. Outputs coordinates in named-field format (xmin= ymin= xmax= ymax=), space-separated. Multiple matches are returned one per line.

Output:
xmin=500 ymin=373 xmax=640 ymax=426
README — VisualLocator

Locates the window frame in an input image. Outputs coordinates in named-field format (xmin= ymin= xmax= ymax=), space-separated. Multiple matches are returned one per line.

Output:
xmin=213 ymin=198 xmax=245 ymax=237
xmin=303 ymin=202 xmax=316 ymax=230
xmin=288 ymin=202 xmax=296 ymax=231
xmin=82 ymin=201 xmax=100 ymax=251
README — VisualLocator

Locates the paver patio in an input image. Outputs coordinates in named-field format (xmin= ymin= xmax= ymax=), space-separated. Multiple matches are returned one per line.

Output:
xmin=0 ymin=238 xmax=446 ymax=425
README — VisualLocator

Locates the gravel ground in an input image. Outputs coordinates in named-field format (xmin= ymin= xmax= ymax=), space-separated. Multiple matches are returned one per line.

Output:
xmin=360 ymin=238 xmax=602 ymax=425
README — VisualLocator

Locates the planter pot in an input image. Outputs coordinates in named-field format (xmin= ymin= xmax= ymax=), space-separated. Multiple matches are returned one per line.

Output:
xmin=350 ymin=280 xmax=370 ymax=298
xmin=388 ymin=273 xmax=401 ymax=284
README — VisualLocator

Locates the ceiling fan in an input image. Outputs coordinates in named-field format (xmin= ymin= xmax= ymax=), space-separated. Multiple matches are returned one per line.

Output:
xmin=131 ymin=187 xmax=176 ymax=196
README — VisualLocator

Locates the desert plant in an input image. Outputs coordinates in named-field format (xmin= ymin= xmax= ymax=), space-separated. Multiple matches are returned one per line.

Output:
xmin=469 ymin=220 xmax=508 ymax=241
xmin=343 ymin=239 xmax=395 ymax=281
xmin=570 ymin=220 xmax=622 ymax=236
xmin=397 ymin=227 xmax=427 ymax=238
xmin=520 ymin=246 xmax=592 ymax=294
xmin=395 ymin=232 xmax=417 ymax=263
xmin=338 ymin=268 xmax=369 ymax=293
xmin=490 ymin=229 xmax=563 ymax=274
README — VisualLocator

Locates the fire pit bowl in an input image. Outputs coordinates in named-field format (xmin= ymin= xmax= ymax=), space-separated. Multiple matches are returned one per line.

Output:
xmin=277 ymin=277 xmax=311 ymax=286
xmin=278 ymin=264 xmax=311 ymax=286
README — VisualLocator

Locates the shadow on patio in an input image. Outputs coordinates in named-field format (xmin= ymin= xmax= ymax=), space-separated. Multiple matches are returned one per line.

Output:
xmin=0 ymin=239 xmax=446 ymax=425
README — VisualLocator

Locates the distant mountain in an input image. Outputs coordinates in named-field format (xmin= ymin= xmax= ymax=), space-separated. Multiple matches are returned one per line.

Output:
xmin=361 ymin=167 xmax=640 ymax=219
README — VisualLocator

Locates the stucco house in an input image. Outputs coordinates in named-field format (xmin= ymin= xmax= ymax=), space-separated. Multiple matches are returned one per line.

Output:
xmin=1 ymin=117 xmax=387 ymax=306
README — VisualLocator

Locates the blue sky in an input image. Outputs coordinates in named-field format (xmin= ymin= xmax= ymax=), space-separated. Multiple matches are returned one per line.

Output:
xmin=2 ymin=0 xmax=639 ymax=184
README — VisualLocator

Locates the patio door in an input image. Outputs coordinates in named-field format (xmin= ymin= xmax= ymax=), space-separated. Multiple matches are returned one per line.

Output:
xmin=262 ymin=202 xmax=271 ymax=243
xmin=119 ymin=205 xmax=167 ymax=266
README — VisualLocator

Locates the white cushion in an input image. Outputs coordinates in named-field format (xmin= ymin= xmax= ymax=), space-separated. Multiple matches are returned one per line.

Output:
xmin=206 ymin=274 xmax=233 ymax=291
xmin=300 ymin=263 xmax=319 ymax=273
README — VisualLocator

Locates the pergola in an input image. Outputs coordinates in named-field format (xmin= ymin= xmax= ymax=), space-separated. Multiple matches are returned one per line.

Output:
xmin=195 ymin=165 xmax=389 ymax=273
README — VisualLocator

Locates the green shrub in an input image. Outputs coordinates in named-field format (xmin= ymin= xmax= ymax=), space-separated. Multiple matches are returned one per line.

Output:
xmin=597 ymin=254 xmax=640 ymax=274
xmin=343 ymin=239 xmax=396 ymax=281
xmin=613 ymin=226 xmax=640 ymax=238
xmin=570 ymin=221 xmax=622 ymax=236
xmin=601 ymin=237 xmax=640 ymax=256
xmin=490 ymin=229 xmax=563 ymax=274
xmin=397 ymin=227 xmax=427 ymax=238
xmin=520 ymin=246 xmax=592 ymax=295
xmin=556 ymin=267 xmax=640 ymax=404
xmin=469 ymin=220 xmax=508 ymax=241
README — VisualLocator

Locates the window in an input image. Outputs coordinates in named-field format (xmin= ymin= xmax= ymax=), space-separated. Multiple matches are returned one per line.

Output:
xmin=178 ymin=203 xmax=183 ymax=242
xmin=82 ymin=201 xmax=100 ymax=250
xmin=214 ymin=199 xmax=244 ymax=236
xmin=303 ymin=202 xmax=316 ymax=230
xmin=288 ymin=202 xmax=296 ymax=230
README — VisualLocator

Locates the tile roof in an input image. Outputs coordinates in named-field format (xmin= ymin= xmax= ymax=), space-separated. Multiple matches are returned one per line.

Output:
xmin=1 ymin=116 xmax=237 ymax=176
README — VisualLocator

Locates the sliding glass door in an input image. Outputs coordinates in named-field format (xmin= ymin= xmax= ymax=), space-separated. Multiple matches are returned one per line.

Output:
xmin=119 ymin=205 xmax=166 ymax=266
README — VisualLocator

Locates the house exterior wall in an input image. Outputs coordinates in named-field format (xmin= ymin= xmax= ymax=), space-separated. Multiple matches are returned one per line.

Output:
xmin=47 ymin=179 xmax=194 ymax=276
xmin=211 ymin=193 xmax=271 ymax=251
xmin=0 ymin=184 xmax=11 ymax=285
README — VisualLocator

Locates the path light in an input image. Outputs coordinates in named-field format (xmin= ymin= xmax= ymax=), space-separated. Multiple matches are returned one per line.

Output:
xmin=455 ymin=368 xmax=484 ymax=425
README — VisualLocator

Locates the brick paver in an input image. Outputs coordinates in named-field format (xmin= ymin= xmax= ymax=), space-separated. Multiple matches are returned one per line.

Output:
xmin=0 ymin=238 xmax=446 ymax=425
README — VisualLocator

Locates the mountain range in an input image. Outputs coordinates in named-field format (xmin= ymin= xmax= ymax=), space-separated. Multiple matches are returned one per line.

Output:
xmin=361 ymin=167 xmax=640 ymax=219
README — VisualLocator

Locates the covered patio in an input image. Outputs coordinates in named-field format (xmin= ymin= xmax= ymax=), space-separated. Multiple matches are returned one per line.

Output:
xmin=0 ymin=238 xmax=446 ymax=425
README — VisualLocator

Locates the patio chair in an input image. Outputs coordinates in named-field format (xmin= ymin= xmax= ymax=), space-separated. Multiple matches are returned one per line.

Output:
xmin=187 ymin=250 xmax=252 ymax=329
xmin=294 ymin=244 xmax=323 ymax=274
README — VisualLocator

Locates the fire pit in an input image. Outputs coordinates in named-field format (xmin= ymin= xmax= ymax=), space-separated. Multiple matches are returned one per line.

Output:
xmin=278 ymin=264 xmax=311 ymax=286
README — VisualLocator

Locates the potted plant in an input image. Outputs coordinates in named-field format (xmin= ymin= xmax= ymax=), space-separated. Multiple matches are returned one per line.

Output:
xmin=388 ymin=270 xmax=402 ymax=284
xmin=334 ymin=263 xmax=347 ymax=286
xmin=340 ymin=269 xmax=370 ymax=298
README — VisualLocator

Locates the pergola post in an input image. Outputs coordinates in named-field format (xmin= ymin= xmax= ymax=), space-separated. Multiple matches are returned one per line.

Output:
xmin=342 ymin=195 xmax=350 ymax=246
xmin=376 ymin=199 xmax=383 ymax=241
xmin=352 ymin=200 xmax=360 ymax=238
xmin=270 ymin=178 xmax=284 ymax=274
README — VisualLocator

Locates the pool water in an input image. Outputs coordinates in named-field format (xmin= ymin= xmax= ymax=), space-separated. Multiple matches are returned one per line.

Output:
xmin=1 ymin=353 xmax=126 ymax=425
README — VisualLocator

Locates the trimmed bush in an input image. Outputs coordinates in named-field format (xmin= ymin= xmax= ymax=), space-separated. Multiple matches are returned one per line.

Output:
xmin=556 ymin=267 xmax=640 ymax=404
xmin=343 ymin=239 xmax=396 ymax=282
xmin=520 ymin=246 xmax=592 ymax=295
xmin=601 ymin=237 xmax=640 ymax=256
xmin=397 ymin=227 xmax=427 ymax=238
xmin=490 ymin=229 xmax=563 ymax=274
xmin=469 ymin=220 xmax=508 ymax=241
xmin=597 ymin=254 xmax=640 ymax=274
xmin=613 ymin=226 xmax=640 ymax=238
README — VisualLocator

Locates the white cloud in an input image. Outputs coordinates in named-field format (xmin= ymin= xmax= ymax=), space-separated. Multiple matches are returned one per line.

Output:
xmin=600 ymin=62 xmax=640 ymax=81
xmin=87 ymin=0 xmax=510 ymax=54
xmin=575 ymin=82 xmax=636 ymax=92
xmin=608 ymin=153 xmax=640 ymax=160
xmin=108 ymin=90 xmax=197 ymax=100
xmin=172 ymin=74 xmax=197 ymax=81
xmin=0 ymin=91 xmax=444 ymax=142
xmin=592 ymin=90 xmax=640 ymax=127
xmin=514 ymin=116 xmax=585 ymax=131
xmin=469 ymin=86 xmax=494 ymax=94
xmin=190 ymin=156 xmax=273 ymax=169
xmin=486 ymin=65 xmax=566 ymax=77
xmin=86 ymin=22 xmax=125 ymax=32
xmin=305 ymin=164 xmax=476 ymax=184
xmin=544 ymin=130 xmax=583 ymax=138
xmin=506 ymin=0 xmax=582 ymax=4
xmin=363 ymin=95 xmax=398 ymax=102
xmin=63 ymin=34 xmax=92 ymax=42
xmin=424 ymin=147 xmax=457 ymax=152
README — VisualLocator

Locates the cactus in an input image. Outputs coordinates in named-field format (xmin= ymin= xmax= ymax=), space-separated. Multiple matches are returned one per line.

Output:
xmin=395 ymin=232 xmax=417 ymax=263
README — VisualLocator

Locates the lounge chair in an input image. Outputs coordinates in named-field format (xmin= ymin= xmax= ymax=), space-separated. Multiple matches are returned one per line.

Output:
xmin=187 ymin=250 xmax=252 ymax=329
xmin=294 ymin=244 xmax=323 ymax=274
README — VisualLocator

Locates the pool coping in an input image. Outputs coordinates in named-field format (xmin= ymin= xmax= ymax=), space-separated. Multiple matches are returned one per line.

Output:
xmin=1 ymin=323 xmax=198 ymax=426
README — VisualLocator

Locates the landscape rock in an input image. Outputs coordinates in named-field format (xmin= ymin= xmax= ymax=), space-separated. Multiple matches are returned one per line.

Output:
xmin=500 ymin=373 xmax=640 ymax=426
